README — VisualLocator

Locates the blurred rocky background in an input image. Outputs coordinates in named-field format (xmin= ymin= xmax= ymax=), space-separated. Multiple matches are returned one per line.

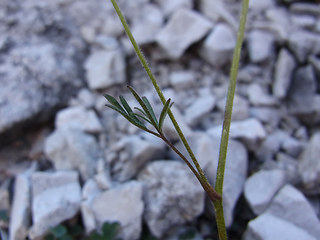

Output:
xmin=0 ymin=0 xmax=320 ymax=239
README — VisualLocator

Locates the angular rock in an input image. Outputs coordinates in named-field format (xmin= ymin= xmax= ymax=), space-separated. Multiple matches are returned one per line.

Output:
xmin=208 ymin=118 xmax=266 ymax=150
xmin=155 ymin=0 xmax=192 ymax=17
xmin=55 ymin=106 xmax=103 ymax=133
xmin=250 ymin=107 xmax=281 ymax=130
xmin=248 ymin=30 xmax=274 ymax=63
xmin=288 ymin=30 xmax=320 ymax=63
xmin=0 ymin=42 xmax=82 ymax=142
xmin=29 ymin=171 xmax=81 ymax=239
xmin=247 ymin=83 xmax=277 ymax=106
xmin=85 ymin=49 xmax=126 ymax=90
xmin=171 ymin=133 xmax=248 ymax=227
xmin=184 ymin=93 xmax=215 ymax=126
xmin=244 ymin=169 xmax=286 ymax=215
xmin=265 ymin=7 xmax=291 ymax=41
xmin=273 ymin=48 xmax=296 ymax=99
xmin=9 ymin=165 xmax=36 ymax=240
xmin=92 ymin=181 xmax=144 ymax=240
xmin=169 ymin=71 xmax=195 ymax=90
xmin=244 ymin=213 xmax=317 ymax=240
xmin=298 ymin=132 xmax=320 ymax=194
xmin=131 ymin=4 xmax=164 ymax=45
xmin=199 ymin=0 xmax=238 ymax=29
xmin=81 ymin=179 xmax=103 ymax=234
xmin=138 ymin=160 xmax=205 ymax=238
xmin=288 ymin=65 xmax=317 ymax=116
xmin=217 ymin=95 xmax=249 ymax=121
xmin=266 ymin=185 xmax=320 ymax=238
xmin=44 ymin=128 xmax=101 ymax=181
xmin=156 ymin=9 xmax=212 ymax=59
xmin=199 ymin=23 xmax=236 ymax=67
xmin=110 ymin=135 xmax=165 ymax=181
xmin=249 ymin=0 xmax=275 ymax=12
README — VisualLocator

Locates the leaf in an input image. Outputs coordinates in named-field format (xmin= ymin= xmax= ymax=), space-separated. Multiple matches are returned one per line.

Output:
xmin=104 ymin=94 xmax=126 ymax=114
xmin=61 ymin=235 xmax=73 ymax=240
xmin=142 ymin=96 xmax=158 ymax=126
xmin=49 ymin=225 xmax=67 ymax=238
xmin=0 ymin=210 xmax=8 ymax=222
xmin=101 ymin=222 xmax=120 ymax=239
xmin=128 ymin=86 xmax=158 ymax=128
xmin=158 ymin=98 xmax=171 ymax=131
xmin=119 ymin=96 xmax=133 ymax=114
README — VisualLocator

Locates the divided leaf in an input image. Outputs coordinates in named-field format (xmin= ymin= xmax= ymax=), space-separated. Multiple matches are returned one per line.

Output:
xmin=158 ymin=98 xmax=171 ymax=131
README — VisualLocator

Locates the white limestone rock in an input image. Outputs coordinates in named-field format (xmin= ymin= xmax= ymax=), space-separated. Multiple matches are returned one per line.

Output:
xmin=208 ymin=118 xmax=266 ymax=150
xmin=155 ymin=0 xmax=193 ymax=17
xmin=171 ymin=132 xmax=248 ymax=227
xmin=244 ymin=213 xmax=317 ymax=240
xmin=29 ymin=171 xmax=81 ymax=239
xmin=9 ymin=165 xmax=36 ymax=240
xmin=199 ymin=23 xmax=236 ymax=67
xmin=92 ymin=181 xmax=144 ymax=240
xmin=138 ymin=160 xmax=205 ymax=238
xmin=217 ymin=95 xmax=249 ymax=121
xmin=288 ymin=30 xmax=320 ymax=63
xmin=273 ymin=48 xmax=296 ymax=99
xmin=298 ymin=132 xmax=320 ymax=194
xmin=248 ymin=30 xmax=275 ymax=63
xmin=55 ymin=106 xmax=103 ymax=133
xmin=156 ymin=9 xmax=212 ymax=59
xmin=244 ymin=169 xmax=286 ymax=215
xmin=131 ymin=4 xmax=164 ymax=45
xmin=44 ymin=128 xmax=101 ymax=181
xmin=247 ymin=83 xmax=277 ymax=106
xmin=169 ymin=71 xmax=195 ymax=90
xmin=110 ymin=135 xmax=166 ymax=182
xmin=184 ymin=92 xmax=215 ymax=127
xmin=266 ymin=185 xmax=320 ymax=238
xmin=85 ymin=49 xmax=126 ymax=90
xmin=249 ymin=0 xmax=275 ymax=12
xmin=199 ymin=0 xmax=238 ymax=30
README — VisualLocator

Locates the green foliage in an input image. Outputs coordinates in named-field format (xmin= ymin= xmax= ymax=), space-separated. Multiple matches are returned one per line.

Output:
xmin=105 ymin=86 xmax=172 ymax=135
xmin=0 ymin=210 xmax=9 ymax=222
xmin=88 ymin=222 xmax=121 ymax=240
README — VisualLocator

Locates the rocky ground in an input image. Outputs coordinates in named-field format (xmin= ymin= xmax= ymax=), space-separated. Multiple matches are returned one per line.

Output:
xmin=0 ymin=0 xmax=320 ymax=239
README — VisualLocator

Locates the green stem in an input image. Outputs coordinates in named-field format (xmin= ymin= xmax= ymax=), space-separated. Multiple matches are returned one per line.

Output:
xmin=110 ymin=0 xmax=210 ymax=186
xmin=214 ymin=0 xmax=250 ymax=239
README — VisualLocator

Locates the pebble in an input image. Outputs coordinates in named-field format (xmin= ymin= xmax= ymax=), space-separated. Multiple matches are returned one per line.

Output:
xmin=248 ymin=30 xmax=275 ymax=63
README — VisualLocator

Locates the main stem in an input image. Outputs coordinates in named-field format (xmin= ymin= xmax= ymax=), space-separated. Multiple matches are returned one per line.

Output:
xmin=213 ymin=0 xmax=250 ymax=240
xmin=110 ymin=0 xmax=211 ymax=187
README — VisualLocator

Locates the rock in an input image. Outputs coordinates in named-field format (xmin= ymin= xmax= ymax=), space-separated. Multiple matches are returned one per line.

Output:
xmin=250 ymin=107 xmax=281 ymax=130
xmin=29 ymin=171 xmax=81 ymax=239
xmin=81 ymin=179 xmax=102 ymax=234
xmin=171 ymin=133 xmax=248 ymax=227
xmin=155 ymin=9 xmax=212 ymax=59
xmin=55 ymin=106 xmax=103 ymax=133
xmin=92 ymin=181 xmax=144 ymax=240
xmin=244 ymin=169 xmax=286 ymax=215
xmin=184 ymin=92 xmax=215 ymax=126
xmin=248 ymin=30 xmax=275 ymax=63
xmin=247 ymin=83 xmax=277 ymax=106
xmin=298 ymin=132 xmax=320 ymax=194
xmin=199 ymin=23 xmax=236 ymax=67
xmin=44 ymin=128 xmax=101 ymax=181
xmin=70 ymin=88 xmax=96 ymax=108
xmin=199 ymin=0 xmax=238 ymax=30
xmin=265 ymin=7 xmax=291 ymax=41
xmin=288 ymin=65 xmax=317 ymax=116
xmin=288 ymin=30 xmax=320 ymax=63
xmin=291 ymin=14 xmax=316 ymax=29
xmin=156 ymin=0 xmax=193 ymax=17
xmin=138 ymin=160 xmax=205 ymax=238
xmin=249 ymin=0 xmax=275 ymax=12
xmin=162 ymin=105 xmax=193 ymax=141
xmin=244 ymin=213 xmax=317 ymax=240
xmin=169 ymin=71 xmax=195 ymax=90
xmin=0 ymin=42 xmax=82 ymax=142
xmin=131 ymin=4 xmax=164 ymax=45
xmin=208 ymin=118 xmax=266 ymax=150
xmin=9 ymin=164 xmax=36 ymax=240
xmin=217 ymin=95 xmax=249 ymax=121
xmin=273 ymin=48 xmax=296 ymax=99
xmin=0 ymin=180 xmax=9 ymax=214
xmin=84 ymin=49 xmax=126 ymax=90
xmin=110 ymin=135 xmax=166 ymax=182
xmin=290 ymin=3 xmax=320 ymax=16
xmin=266 ymin=185 xmax=320 ymax=238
